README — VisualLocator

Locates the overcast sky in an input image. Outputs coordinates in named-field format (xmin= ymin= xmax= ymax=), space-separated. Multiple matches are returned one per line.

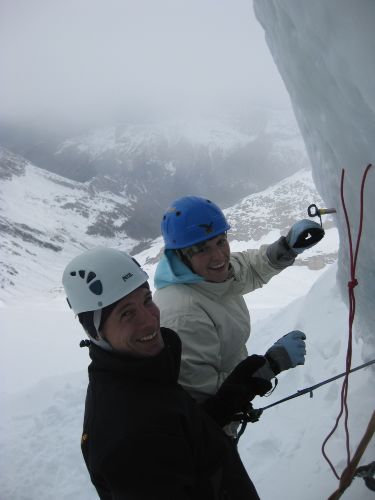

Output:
xmin=0 ymin=0 xmax=290 ymax=129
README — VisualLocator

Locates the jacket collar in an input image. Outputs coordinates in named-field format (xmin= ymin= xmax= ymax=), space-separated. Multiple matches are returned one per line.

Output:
xmin=155 ymin=251 xmax=238 ymax=298
xmin=154 ymin=250 xmax=204 ymax=290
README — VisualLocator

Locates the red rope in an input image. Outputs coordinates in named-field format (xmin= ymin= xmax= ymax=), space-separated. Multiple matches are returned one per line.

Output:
xmin=321 ymin=163 xmax=372 ymax=480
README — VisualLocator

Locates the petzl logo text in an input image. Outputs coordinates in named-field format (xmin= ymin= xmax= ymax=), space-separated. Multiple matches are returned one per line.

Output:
xmin=122 ymin=272 xmax=133 ymax=281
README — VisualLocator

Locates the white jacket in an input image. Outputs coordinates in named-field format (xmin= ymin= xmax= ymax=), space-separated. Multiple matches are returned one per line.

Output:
xmin=154 ymin=242 xmax=294 ymax=403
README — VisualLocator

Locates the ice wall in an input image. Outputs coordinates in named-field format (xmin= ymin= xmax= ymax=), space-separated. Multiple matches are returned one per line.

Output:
xmin=253 ymin=0 xmax=375 ymax=358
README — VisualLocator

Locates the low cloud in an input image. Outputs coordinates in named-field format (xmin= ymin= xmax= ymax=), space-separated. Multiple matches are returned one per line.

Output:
xmin=0 ymin=0 xmax=290 ymax=130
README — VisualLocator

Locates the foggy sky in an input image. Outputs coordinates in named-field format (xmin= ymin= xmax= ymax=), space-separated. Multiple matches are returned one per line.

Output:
xmin=0 ymin=0 xmax=290 ymax=129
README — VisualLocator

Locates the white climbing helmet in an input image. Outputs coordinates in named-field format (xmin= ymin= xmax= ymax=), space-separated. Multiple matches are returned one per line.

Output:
xmin=62 ymin=247 xmax=149 ymax=315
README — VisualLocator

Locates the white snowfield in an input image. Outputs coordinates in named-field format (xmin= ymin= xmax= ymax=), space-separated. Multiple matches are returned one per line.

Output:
xmin=1 ymin=219 xmax=373 ymax=499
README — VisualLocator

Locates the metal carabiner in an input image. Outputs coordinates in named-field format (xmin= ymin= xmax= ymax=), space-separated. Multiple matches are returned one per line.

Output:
xmin=308 ymin=204 xmax=336 ymax=226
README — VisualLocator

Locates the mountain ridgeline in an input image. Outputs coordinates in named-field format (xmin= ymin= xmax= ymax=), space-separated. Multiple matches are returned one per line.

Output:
xmin=0 ymin=110 xmax=308 ymax=241
xmin=0 ymin=139 xmax=336 ymax=301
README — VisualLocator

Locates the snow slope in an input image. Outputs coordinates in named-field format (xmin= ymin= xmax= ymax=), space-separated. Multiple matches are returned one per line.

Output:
xmin=1 ymin=122 xmax=370 ymax=500
xmin=0 ymin=147 xmax=137 ymax=301
xmin=2 ymin=0 xmax=374 ymax=497
xmin=240 ymin=264 xmax=374 ymax=500
xmin=0 ymin=166 xmax=351 ymax=499
xmin=3 ymin=234 xmax=374 ymax=499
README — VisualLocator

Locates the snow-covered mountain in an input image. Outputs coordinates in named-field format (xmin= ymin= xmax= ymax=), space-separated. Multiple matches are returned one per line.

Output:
xmin=1 ymin=109 xmax=309 ymax=239
xmin=1 ymin=130 xmax=343 ymax=500
xmin=0 ymin=147 xmax=142 ymax=300
xmin=0 ymin=145 xmax=335 ymax=305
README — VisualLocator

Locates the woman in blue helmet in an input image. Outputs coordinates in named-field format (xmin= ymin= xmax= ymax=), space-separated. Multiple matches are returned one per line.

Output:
xmin=154 ymin=196 xmax=324 ymax=434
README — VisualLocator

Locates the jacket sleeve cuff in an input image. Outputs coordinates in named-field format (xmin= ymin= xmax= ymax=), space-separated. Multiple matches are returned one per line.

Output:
xmin=252 ymin=358 xmax=276 ymax=381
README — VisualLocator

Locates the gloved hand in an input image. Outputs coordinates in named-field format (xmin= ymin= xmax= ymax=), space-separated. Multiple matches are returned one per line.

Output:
xmin=286 ymin=219 xmax=325 ymax=254
xmin=266 ymin=330 xmax=306 ymax=376
xmin=201 ymin=355 xmax=272 ymax=427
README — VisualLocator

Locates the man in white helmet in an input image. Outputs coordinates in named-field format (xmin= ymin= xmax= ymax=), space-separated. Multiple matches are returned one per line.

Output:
xmin=63 ymin=246 xmax=274 ymax=499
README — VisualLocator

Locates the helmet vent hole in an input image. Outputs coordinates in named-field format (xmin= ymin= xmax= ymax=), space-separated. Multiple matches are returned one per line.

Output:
xmin=70 ymin=271 xmax=76 ymax=277
xmin=89 ymin=280 xmax=103 ymax=296
xmin=175 ymin=211 xmax=181 ymax=216
xmin=79 ymin=270 xmax=85 ymax=279
xmin=87 ymin=271 xmax=96 ymax=283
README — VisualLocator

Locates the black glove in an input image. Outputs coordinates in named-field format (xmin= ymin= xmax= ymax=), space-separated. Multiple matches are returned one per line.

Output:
xmin=201 ymin=355 xmax=272 ymax=427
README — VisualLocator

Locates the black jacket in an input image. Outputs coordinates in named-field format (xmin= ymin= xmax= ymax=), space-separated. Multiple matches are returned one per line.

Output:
xmin=81 ymin=328 xmax=260 ymax=500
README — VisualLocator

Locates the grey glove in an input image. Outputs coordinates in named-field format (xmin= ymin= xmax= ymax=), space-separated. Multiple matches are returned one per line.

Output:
xmin=266 ymin=236 xmax=297 ymax=269
xmin=265 ymin=330 xmax=306 ymax=376
xmin=286 ymin=219 xmax=325 ymax=254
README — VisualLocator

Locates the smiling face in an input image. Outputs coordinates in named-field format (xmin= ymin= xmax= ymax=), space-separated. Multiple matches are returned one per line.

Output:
xmin=188 ymin=233 xmax=231 ymax=283
xmin=101 ymin=287 xmax=164 ymax=357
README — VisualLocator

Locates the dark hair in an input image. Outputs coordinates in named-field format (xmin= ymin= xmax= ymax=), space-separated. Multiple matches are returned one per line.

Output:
xmin=78 ymin=311 xmax=99 ymax=340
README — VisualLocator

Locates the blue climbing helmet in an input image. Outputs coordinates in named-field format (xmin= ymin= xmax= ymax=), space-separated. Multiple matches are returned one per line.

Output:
xmin=161 ymin=196 xmax=231 ymax=249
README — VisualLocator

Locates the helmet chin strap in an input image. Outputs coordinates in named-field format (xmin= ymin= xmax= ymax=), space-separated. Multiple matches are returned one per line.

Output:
xmin=91 ymin=309 xmax=113 ymax=351
xmin=93 ymin=309 xmax=102 ymax=332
